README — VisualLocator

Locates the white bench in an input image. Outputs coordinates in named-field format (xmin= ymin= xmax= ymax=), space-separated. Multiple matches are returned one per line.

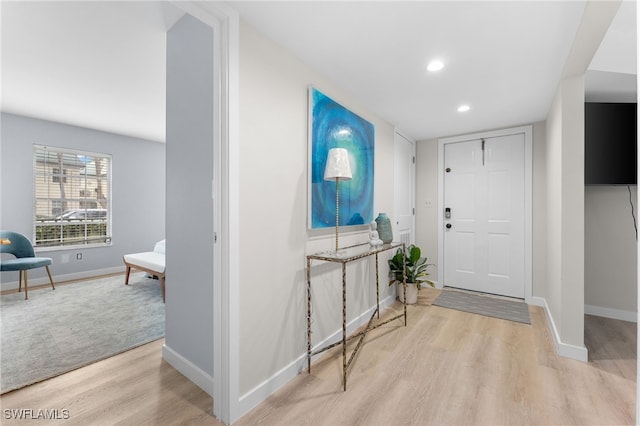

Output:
xmin=123 ymin=240 xmax=166 ymax=302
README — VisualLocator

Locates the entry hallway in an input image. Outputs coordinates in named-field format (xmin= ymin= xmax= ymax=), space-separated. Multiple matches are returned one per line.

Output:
xmin=1 ymin=289 xmax=635 ymax=425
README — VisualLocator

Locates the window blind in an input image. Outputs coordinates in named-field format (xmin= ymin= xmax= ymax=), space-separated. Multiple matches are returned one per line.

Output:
xmin=33 ymin=145 xmax=112 ymax=248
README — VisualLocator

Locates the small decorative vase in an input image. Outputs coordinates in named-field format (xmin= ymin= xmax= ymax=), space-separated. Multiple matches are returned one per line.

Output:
xmin=375 ymin=213 xmax=393 ymax=244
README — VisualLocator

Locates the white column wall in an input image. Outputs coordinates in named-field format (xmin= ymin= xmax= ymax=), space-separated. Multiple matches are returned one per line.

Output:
xmin=559 ymin=75 xmax=586 ymax=348
xmin=238 ymin=21 xmax=396 ymax=399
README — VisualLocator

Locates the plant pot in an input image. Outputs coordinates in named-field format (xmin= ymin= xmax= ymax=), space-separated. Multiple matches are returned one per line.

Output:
xmin=397 ymin=282 xmax=418 ymax=305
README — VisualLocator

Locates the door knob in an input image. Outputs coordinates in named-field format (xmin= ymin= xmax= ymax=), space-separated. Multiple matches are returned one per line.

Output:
xmin=446 ymin=223 xmax=452 ymax=229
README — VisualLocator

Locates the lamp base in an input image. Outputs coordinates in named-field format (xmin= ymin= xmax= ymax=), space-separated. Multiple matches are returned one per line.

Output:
xmin=331 ymin=248 xmax=349 ymax=257
xmin=334 ymin=179 xmax=340 ymax=252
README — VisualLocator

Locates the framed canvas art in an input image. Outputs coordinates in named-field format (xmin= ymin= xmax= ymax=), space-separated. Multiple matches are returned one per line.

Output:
xmin=308 ymin=87 xmax=375 ymax=229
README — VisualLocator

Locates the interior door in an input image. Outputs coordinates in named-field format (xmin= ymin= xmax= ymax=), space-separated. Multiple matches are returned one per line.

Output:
xmin=443 ymin=133 xmax=525 ymax=298
xmin=394 ymin=132 xmax=415 ymax=245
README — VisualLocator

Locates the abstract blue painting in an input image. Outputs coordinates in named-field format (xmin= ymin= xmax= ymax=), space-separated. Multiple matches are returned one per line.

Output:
xmin=309 ymin=87 xmax=374 ymax=229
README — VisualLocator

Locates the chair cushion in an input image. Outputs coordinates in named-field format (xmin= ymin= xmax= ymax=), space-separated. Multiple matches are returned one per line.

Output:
xmin=123 ymin=252 xmax=165 ymax=274
xmin=153 ymin=239 xmax=166 ymax=255
xmin=0 ymin=257 xmax=52 ymax=271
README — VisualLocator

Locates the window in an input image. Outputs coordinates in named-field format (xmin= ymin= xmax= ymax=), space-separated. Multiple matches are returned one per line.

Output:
xmin=51 ymin=200 xmax=63 ymax=217
xmin=51 ymin=167 xmax=67 ymax=183
xmin=33 ymin=145 xmax=112 ymax=248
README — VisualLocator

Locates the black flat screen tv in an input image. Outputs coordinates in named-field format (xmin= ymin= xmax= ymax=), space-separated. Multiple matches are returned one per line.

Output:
xmin=585 ymin=102 xmax=637 ymax=185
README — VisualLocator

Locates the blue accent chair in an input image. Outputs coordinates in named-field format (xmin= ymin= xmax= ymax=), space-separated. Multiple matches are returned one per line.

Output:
xmin=0 ymin=231 xmax=55 ymax=299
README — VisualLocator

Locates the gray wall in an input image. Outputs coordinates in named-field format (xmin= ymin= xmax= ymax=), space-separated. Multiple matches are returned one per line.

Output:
xmin=165 ymin=14 xmax=214 ymax=379
xmin=0 ymin=113 xmax=165 ymax=288
xmin=585 ymin=185 xmax=638 ymax=317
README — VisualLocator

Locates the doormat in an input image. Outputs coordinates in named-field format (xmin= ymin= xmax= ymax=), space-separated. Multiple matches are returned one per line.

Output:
xmin=432 ymin=289 xmax=531 ymax=324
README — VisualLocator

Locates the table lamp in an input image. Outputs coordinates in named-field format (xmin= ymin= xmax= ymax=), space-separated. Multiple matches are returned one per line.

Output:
xmin=324 ymin=148 xmax=353 ymax=252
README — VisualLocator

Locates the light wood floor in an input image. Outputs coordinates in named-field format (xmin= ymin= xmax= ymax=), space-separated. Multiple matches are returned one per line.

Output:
xmin=1 ymin=289 xmax=635 ymax=425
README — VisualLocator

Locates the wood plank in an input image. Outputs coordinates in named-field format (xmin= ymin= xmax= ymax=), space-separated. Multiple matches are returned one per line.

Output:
xmin=1 ymin=288 xmax=635 ymax=425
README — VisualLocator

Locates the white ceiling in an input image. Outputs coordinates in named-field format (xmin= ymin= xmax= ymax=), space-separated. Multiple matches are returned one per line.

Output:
xmin=1 ymin=1 xmax=636 ymax=143
xmin=1 ymin=1 xmax=184 ymax=142
xmin=586 ymin=0 xmax=637 ymax=103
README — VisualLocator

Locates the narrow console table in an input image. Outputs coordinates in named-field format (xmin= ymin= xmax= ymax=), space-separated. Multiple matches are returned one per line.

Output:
xmin=305 ymin=242 xmax=406 ymax=390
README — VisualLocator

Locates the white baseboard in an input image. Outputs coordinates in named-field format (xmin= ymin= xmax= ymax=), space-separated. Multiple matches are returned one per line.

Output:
xmin=585 ymin=304 xmax=637 ymax=323
xmin=162 ymin=343 xmax=214 ymax=397
xmin=0 ymin=266 xmax=125 ymax=292
xmin=530 ymin=296 xmax=588 ymax=362
xmin=238 ymin=349 xmax=307 ymax=417
xmin=238 ymin=294 xmax=398 ymax=417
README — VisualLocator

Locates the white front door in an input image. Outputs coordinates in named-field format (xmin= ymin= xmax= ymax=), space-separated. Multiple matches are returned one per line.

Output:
xmin=394 ymin=131 xmax=415 ymax=245
xmin=443 ymin=133 xmax=525 ymax=298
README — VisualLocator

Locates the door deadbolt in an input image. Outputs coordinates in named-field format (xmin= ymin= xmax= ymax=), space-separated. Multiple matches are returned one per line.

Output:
xmin=446 ymin=223 xmax=452 ymax=229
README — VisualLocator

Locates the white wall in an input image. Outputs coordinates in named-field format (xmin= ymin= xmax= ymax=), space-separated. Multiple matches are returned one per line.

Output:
xmin=532 ymin=122 xmax=547 ymax=299
xmin=560 ymin=76 xmax=586 ymax=349
xmin=531 ymin=1 xmax=620 ymax=360
xmin=0 ymin=113 xmax=165 ymax=289
xmin=585 ymin=185 xmax=638 ymax=320
xmin=415 ymin=137 xmax=438 ymax=274
xmin=544 ymin=75 xmax=587 ymax=358
xmin=238 ymin=20 xmax=396 ymax=401
xmin=164 ymin=13 xmax=215 ymax=392
xmin=545 ymin=87 xmax=564 ymax=327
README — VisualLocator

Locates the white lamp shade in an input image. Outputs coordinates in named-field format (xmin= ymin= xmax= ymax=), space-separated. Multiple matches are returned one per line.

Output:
xmin=324 ymin=148 xmax=353 ymax=181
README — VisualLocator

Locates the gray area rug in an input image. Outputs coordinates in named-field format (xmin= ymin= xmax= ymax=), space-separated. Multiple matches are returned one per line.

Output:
xmin=0 ymin=273 xmax=165 ymax=393
xmin=433 ymin=289 xmax=531 ymax=324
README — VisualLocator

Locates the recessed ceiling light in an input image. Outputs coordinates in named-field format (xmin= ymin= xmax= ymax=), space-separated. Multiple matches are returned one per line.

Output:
xmin=427 ymin=60 xmax=444 ymax=72
xmin=457 ymin=105 xmax=471 ymax=112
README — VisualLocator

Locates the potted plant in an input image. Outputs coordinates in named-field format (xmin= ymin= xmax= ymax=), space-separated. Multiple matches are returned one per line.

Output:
xmin=388 ymin=244 xmax=435 ymax=304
